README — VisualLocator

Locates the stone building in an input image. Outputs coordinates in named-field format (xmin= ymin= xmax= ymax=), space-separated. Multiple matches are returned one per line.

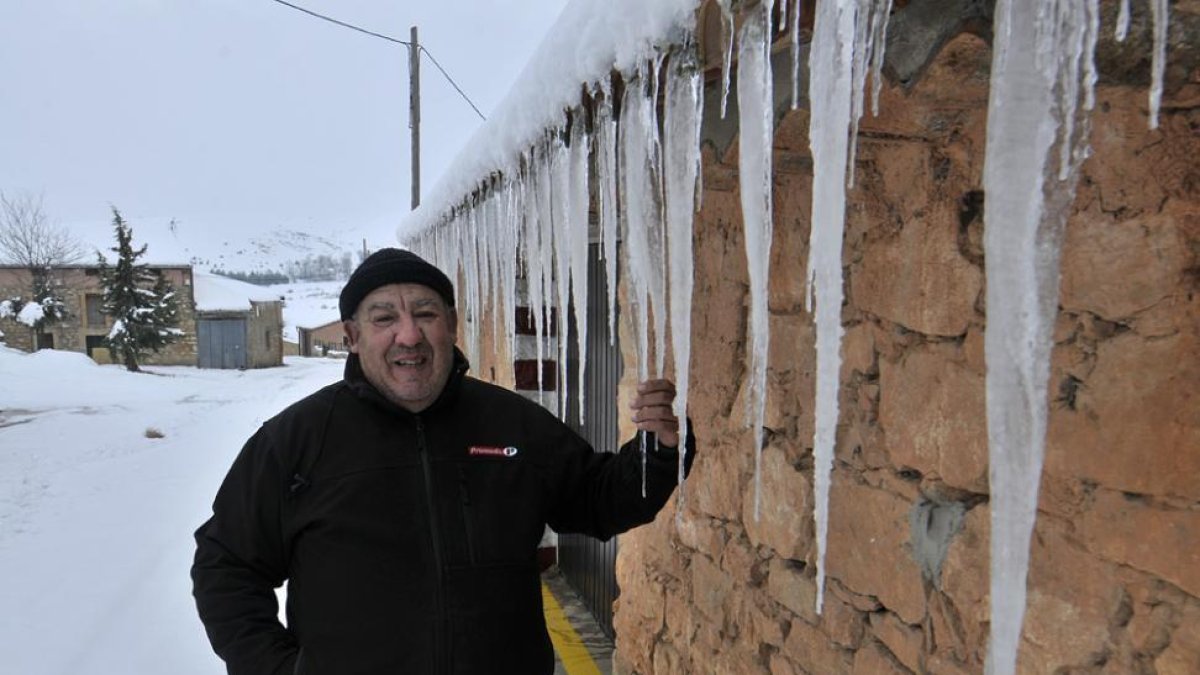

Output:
xmin=193 ymin=272 xmax=285 ymax=369
xmin=0 ymin=263 xmax=198 ymax=365
xmin=401 ymin=1 xmax=1199 ymax=674
xmin=0 ymin=266 xmax=285 ymax=370
xmin=297 ymin=319 xmax=347 ymax=357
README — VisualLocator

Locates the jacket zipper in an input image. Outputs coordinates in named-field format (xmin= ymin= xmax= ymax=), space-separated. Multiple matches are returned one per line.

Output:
xmin=456 ymin=465 xmax=477 ymax=564
xmin=415 ymin=416 xmax=448 ymax=675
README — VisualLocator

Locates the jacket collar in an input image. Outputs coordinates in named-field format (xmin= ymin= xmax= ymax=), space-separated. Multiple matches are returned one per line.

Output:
xmin=343 ymin=347 xmax=471 ymax=417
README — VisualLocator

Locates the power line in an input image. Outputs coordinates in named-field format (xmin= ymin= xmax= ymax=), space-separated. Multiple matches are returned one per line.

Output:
xmin=267 ymin=0 xmax=409 ymax=46
xmin=265 ymin=0 xmax=487 ymax=121
xmin=420 ymin=46 xmax=486 ymax=121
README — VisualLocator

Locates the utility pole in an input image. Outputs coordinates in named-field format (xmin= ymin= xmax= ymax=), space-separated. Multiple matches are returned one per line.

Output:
xmin=409 ymin=25 xmax=421 ymax=210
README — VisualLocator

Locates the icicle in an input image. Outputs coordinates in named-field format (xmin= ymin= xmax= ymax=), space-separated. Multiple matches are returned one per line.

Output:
xmin=1115 ymin=0 xmax=1130 ymax=41
xmin=778 ymin=0 xmax=787 ymax=32
xmin=868 ymin=0 xmax=893 ymax=117
xmin=523 ymin=150 xmax=546 ymax=397
xmin=847 ymin=0 xmax=894 ymax=188
xmin=551 ymin=133 xmax=572 ymax=420
xmin=1149 ymin=0 xmax=1169 ymax=129
xmin=478 ymin=196 xmax=495 ymax=353
xmin=485 ymin=193 xmax=502 ymax=354
xmin=621 ymin=67 xmax=655 ymax=497
xmin=568 ymin=115 xmax=591 ymax=427
xmin=596 ymin=83 xmax=621 ymax=348
xmin=738 ymin=1 xmax=774 ymax=524
xmin=663 ymin=39 xmax=703 ymax=507
xmin=648 ymin=55 xmax=669 ymax=382
xmin=791 ymin=0 xmax=804 ymax=110
xmin=982 ymin=2 xmax=1100 ymax=674
xmin=462 ymin=206 xmax=482 ymax=366
xmin=806 ymin=0 xmax=856 ymax=615
xmin=717 ymin=0 xmax=736 ymax=118
xmin=535 ymin=140 xmax=557 ymax=399
xmin=501 ymin=180 xmax=521 ymax=382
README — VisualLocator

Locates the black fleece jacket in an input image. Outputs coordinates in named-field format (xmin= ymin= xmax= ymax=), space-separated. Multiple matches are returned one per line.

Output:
xmin=192 ymin=351 xmax=694 ymax=675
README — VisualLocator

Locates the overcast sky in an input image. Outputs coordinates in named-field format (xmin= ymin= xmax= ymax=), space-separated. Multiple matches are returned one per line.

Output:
xmin=0 ymin=0 xmax=568 ymax=246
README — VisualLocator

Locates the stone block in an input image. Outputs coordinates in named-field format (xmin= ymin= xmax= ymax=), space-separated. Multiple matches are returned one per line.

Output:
xmin=782 ymin=617 xmax=854 ymax=675
xmin=852 ymin=640 xmax=914 ymax=675
xmin=826 ymin=481 xmax=927 ymax=624
xmin=1021 ymin=519 xmax=1124 ymax=670
xmin=1059 ymin=212 xmax=1190 ymax=321
xmin=1080 ymin=489 xmax=1200 ymax=599
xmin=1047 ymin=331 xmax=1200 ymax=500
xmin=939 ymin=506 xmax=988 ymax=658
xmin=693 ymin=431 xmax=751 ymax=522
xmin=878 ymin=342 xmax=988 ymax=492
xmin=743 ymin=442 xmax=814 ymax=561
xmin=820 ymin=592 xmax=866 ymax=649
xmin=849 ymin=163 xmax=982 ymax=338
xmin=868 ymin=611 xmax=925 ymax=674
xmin=766 ymin=557 xmax=819 ymax=623
xmin=691 ymin=554 xmax=734 ymax=624
xmin=1156 ymin=601 xmax=1200 ymax=675
xmin=765 ymin=312 xmax=816 ymax=440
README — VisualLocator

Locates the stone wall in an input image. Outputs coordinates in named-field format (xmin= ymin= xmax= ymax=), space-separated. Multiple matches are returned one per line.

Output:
xmin=611 ymin=6 xmax=1199 ymax=675
xmin=0 ymin=266 xmax=197 ymax=365
xmin=245 ymin=300 xmax=284 ymax=368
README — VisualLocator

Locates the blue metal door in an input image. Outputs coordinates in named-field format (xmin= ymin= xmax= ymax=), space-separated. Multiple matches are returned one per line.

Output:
xmin=198 ymin=318 xmax=247 ymax=369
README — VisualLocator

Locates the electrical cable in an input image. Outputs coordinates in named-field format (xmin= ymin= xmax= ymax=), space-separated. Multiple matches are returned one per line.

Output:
xmin=266 ymin=0 xmax=487 ymax=121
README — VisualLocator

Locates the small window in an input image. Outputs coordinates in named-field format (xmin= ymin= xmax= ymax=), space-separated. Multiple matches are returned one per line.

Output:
xmin=86 ymin=294 xmax=106 ymax=327
xmin=265 ymin=329 xmax=271 ymax=349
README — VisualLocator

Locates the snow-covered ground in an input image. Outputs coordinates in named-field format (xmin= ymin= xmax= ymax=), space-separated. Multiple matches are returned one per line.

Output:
xmin=272 ymin=280 xmax=344 ymax=342
xmin=0 ymin=347 xmax=344 ymax=674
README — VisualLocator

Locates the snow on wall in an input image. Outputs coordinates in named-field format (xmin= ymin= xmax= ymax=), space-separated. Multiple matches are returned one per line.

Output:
xmin=396 ymin=0 xmax=700 ymax=241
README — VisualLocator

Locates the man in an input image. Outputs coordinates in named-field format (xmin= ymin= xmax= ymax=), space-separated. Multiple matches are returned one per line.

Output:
xmin=192 ymin=248 xmax=694 ymax=675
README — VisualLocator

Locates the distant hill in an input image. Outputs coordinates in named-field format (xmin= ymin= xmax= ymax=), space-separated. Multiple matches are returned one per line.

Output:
xmin=64 ymin=214 xmax=376 ymax=283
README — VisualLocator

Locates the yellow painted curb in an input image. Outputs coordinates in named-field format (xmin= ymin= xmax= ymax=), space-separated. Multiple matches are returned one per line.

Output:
xmin=542 ymin=582 xmax=603 ymax=675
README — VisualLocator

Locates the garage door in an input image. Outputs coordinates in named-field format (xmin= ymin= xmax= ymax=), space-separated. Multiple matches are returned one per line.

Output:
xmin=198 ymin=318 xmax=247 ymax=369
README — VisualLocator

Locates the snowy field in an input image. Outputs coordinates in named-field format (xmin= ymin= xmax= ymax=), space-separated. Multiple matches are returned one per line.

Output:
xmin=0 ymin=347 xmax=344 ymax=674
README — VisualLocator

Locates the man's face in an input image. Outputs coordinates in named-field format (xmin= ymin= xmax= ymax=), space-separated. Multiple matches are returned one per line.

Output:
xmin=344 ymin=283 xmax=458 ymax=413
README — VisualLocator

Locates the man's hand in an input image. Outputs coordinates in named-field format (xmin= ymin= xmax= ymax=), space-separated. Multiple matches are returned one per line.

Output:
xmin=630 ymin=379 xmax=680 ymax=448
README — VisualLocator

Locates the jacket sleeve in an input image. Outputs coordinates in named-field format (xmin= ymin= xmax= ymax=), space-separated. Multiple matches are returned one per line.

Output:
xmin=545 ymin=421 xmax=697 ymax=541
xmin=191 ymin=427 xmax=299 ymax=675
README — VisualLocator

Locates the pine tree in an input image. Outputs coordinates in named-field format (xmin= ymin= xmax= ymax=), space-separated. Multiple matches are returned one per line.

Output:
xmin=97 ymin=208 xmax=182 ymax=371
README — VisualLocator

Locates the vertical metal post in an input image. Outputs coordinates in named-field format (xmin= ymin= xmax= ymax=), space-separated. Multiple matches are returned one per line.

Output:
xmin=409 ymin=25 xmax=421 ymax=210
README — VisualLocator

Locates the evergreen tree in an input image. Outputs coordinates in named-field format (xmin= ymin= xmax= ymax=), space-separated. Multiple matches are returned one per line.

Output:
xmin=97 ymin=208 xmax=182 ymax=371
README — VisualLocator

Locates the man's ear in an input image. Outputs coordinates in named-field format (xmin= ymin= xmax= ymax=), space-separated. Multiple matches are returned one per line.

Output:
xmin=447 ymin=308 xmax=459 ymax=339
xmin=343 ymin=319 xmax=361 ymax=354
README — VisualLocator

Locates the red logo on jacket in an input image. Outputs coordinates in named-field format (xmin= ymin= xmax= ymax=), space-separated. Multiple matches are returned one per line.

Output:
xmin=468 ymin=445 xmax=520 ymax=458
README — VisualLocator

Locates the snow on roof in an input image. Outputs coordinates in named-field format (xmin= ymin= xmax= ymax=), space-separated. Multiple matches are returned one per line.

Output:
xmin=396 ymin=0 xmax=699 ymax=241
xmin=193 ymin=272 xmax=282 ymax=312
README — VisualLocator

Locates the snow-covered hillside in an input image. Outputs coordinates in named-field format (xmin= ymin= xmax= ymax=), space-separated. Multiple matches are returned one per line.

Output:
xmin=65 ymin=212 xmax=394 ymax=279
xmin=0 ymin=347 xmax=344 ymax=674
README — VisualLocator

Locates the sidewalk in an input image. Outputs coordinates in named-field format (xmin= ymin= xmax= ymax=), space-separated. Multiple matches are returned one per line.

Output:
xmin=542 ymin=567 xmax=614 ymax=675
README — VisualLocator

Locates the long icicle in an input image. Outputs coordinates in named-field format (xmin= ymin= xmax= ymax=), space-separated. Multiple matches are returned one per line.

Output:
xmin=982 ymin=2 xmax=1101 ymax=673
xmin=664 ymin=37 xmax=703 ymax=509
xmin=568 ymin=114 xmax=591 ymax=427
xmin=717 ymin=0 xmax=736 ymax=118
xmin=1148 ymin=0 xmax=1169 ymax=129
xmin=806 ymin=0 xmax=855 ymax=615
xmin=596 ymin=81 xmax=621 ymax=348
xmin=536 ymin=139 xmax=557 ymax=400
xmin=621 ymin=66 xmax=655 ymax=497
xmin=552 ymin=132 xmax=572 ymax=420
xmin=738 ymin=1 xmax=774 ymax=523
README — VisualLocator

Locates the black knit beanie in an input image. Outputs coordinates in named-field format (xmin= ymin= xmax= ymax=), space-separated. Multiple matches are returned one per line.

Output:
xmin=338 ymin=248 xmax=455 ymax=320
